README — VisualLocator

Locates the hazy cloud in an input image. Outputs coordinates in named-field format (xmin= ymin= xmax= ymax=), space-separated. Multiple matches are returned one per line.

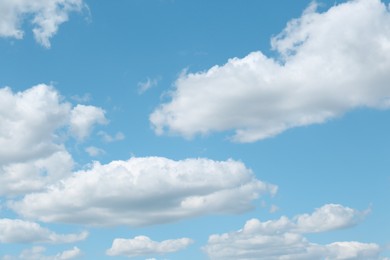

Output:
xmin=97 ymin=131 xmax=125 ymax=143
xmin=138 ymin=77 xmax=159 ymax=94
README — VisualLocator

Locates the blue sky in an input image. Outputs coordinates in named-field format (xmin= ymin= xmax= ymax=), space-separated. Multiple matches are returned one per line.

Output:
xmin=1 ymin=0 xmax=390 ymax=259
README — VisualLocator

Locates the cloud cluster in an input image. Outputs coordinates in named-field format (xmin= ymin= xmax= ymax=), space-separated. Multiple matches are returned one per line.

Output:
xmin=0 ymin=85 xmax=107 ymax=196
xmin=203 ymin=204 xmax=380 ymax=259
xmin=0 ymin=218 xmax=87 ymax=244
xmin=9 ymin=157 xmax=276 ymax=226
xmin=0 ymin=0 xmax=84 ymax=47
xmin=106 ymin=236 xmax=193 ymax=257
xmin=151 ymin=0 xmax=390 ymax=142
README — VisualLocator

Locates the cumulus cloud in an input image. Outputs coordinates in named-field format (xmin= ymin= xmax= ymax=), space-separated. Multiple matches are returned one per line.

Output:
xmin=0 ymin=218 xmax=87 ymax=244
xmin=150 ymin=0 xmax=390 ymax=142
xmin=0 ymin=151 xmax=73 ymax=196
xmin=69 ymin=105 xmax=107 ymax=140
xmin=9 ymin=157 xmax=276 ymax=226
xmin=0 ymin=84 xmax=107 ymax=195
xmin=0 ymin=85 xmax=70 ymax=165
xmin=2 ymin=246 xmax=81 ymax=260
xmin=203 ymin=204 xmax=381 ymax=259
xmin=0 ymin=0 xmax=84 ymax=48
xmin=106 ymin=236 xmax=193 ymax=257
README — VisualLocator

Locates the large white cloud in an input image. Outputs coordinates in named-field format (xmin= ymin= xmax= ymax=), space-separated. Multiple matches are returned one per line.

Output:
xmin=9 ymin=157 xmax=276 ymax=226
xmin=0 ymin=85 xmax=107 ymax=195
xmin=0 ymin=0 xmax=84 ymax=48
xmin=150 ymin=0 xmax=390 ymax=142
xmin=0 ymin=218 xmax=87 ymax=244
xmin=106 ymin=236 xmax=193 ymax=257
xmin=203 ymin=204 xmax=381 ymax=259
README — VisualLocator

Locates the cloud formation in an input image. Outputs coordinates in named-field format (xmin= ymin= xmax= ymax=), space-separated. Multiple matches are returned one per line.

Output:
xmin=203 ymin=204 xmax=381 ymax=259
xmin=106 ymin=236 xmax=193 ymax=257
xmin=2 ymin=246 xmax=81 ymax=260
xmin=0 ymin=85 xmax=106 ymax=196
xmin=0 ymin=0 xmax=84 ymax=47
xmin=9 ymin=157 xmax=276 ymax=226
xmin=151 ymin=0 xmax=390 ymax=142
xmin=138 ymin=77 xmax=159 ymax=94
xmin=0 ymin=218 xmax=87 ymax=244
xmin=69 ymin=105 xmax=107 ymax=140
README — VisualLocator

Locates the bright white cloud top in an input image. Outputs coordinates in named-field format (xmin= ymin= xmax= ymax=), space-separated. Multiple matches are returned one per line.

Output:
xmin=106 ymin=236 xmax=193 ymax=257
xmin=9 ymin=157 xmax=276 ymax=226
xmin=151 ymin=0 xmax=390 ymax=142
xmin=204 ymin=204 xmax=380 ymax=259
xmin=0 ymin=0 xmax=84 ymax=48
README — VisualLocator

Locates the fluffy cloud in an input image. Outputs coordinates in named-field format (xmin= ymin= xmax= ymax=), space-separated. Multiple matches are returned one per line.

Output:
xmin=9 ymin=157 xmax=276 ymax=226
xmin=0 ymin=85 xmax=107 ymax=195
xmin=106 ymin=236 xmax=193 ymax=257
xmin=2 ymin=246 xmax=81 ymax=260
xmin=203 ymin=204 xmax=381 ymax=259
xmin=69 ymin=105 xmax=107 ymax=140
xmin=150 ymin=0 xmax=390 ymax=142
xmin=0 ymin=85 xmax=70 ymax=165
xmin=0 ymin=0 xmax=84 ymax=47
xmin=0 ymin=151 xmax=73 ymax=196
xmin=0 ymin=218 xmax=87 ymax=244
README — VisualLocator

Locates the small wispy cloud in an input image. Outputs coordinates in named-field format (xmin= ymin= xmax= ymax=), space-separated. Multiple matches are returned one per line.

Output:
xmin=85 ymin=146 xmax=105 ymax=157
xmin=98 ymin=131 xmax=125 ymax=143
xmin=138 ymin=77 xmax=160 ymax=94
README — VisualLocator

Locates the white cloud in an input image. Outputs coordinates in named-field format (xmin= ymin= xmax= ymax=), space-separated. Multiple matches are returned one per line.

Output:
xmin=294 ymin=203 xmax=366 ymax=233
xmin=0 ymin=218 xmax=87 ymax=244
xmin=150 ymin=0 xmax=390 ymax=142
xmin=106 ymin=236 xmax=193 ymax=257
xmin=85 ymin=146 xmax=105 ymax=157
xmin=2 ymin=246 xmax=81 ymax=260
xmin=69 ymin=105 xmax=107 ymax=140
xmin=0 ymin=0 xmax=84 ymax=48
xmin=203 ymin=204 xmax=381 ymax=260
xmin=9 ymin=157 xmax=276 ymax=226
xmin=0 ymin=85 xmax=70 ymax=165
xmin=138 ymin=78 xmax=159 ymax=94
xmin=97 ymin=131 xmax=125 ymax=143
xmin=0 ymin=84 xmax=107 ymax=196
xmin=55 ymin=247 xmax=81 ymax=260
xmin=0 ymin=151 xmax=73 ymax=196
